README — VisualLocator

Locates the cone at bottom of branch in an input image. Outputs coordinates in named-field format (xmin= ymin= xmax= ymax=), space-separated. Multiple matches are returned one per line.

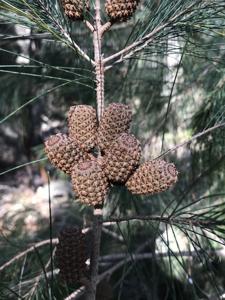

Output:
xmin=55 ymin=226 xmax=88 ymax=284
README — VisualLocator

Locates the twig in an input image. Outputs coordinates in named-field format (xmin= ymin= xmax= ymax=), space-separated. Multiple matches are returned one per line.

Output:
xmin=105 ymin=215 xmax=225 ymax=229
xmin=0 ymin=33 xmax=52 ymax=42
xmin=100 ymin=21 xmax=112 ymax=36
xmin=28 ymin=248 xmax=56 ymax=299
xmin=0 ymin=238 xmax=58 ymax=272
xmin=64 ymin=246 xmax=225 ymax=300
xmin=93 ymin=0 xmax=104 ymax=120
xmin=156 ymin=121 xmax=225 ymax=159
xmin=99 ymin=250 xmax=224 ymax=262
xmin=64 ymin=286 xmax=86 ymax=300
xmin=88 ymin=209 xmax=103 ymax=299
xmin=0 ymin=22 xmax=125 ymax=43
xmin=103 ymin=1 xmax=201 ymax=69
xmin=84 ymin=20 xmax=95 ymax=33
xmin=35 ymin=1 xmax=90 ymax=62
xmin=1 ymin=205 xmax=222 ymax=277
xmin=102 ymin=227 xmax=124 ymax=242
xmin=59 ymin=25 xmax=95 ymax=66
xmin=84 ymin=0 xmax=105 ymax=297
xmin=98 ymin=247 xmax=225 ymax=290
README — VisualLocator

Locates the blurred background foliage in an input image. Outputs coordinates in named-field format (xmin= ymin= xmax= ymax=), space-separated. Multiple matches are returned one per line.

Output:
xmin=0 ymin=0 xmax=225 ymax=299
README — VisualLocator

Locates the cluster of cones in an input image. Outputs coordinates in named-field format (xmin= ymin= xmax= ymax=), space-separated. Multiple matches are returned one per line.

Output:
xmin=61 ymin=0 xmax=140 ymax=22
xmin=44 ymin=103 xmax=178 ymax=207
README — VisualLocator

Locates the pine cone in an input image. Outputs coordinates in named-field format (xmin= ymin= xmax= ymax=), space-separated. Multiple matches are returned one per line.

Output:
xmin=55 ymin=226 xmax=88 ymax=284
xmin=98 ymin=103 xmax=132 ymax=151
xmin=105 ymin=0 xmax=139 ymax=22
xmin=44 ymin=133 xmax=89 ymax=175
xmin=104 ymin=133 xmax=141 ymax=183
xmin=126 ymin=159 xmax=178 ymax=195
xmin=68 ymin=105 xmax=97 ymax=151
xmin=71 ymin=159 xmax=109 ymax=206
xmin=61 ymin=0 xmax=89 ymax=21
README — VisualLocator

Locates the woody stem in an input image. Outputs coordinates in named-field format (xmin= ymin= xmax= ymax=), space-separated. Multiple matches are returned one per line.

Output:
xmin=87 ymin=0 xmax=104 ymax=298
xmin=93 ymin=0 xmax=104 ymax=121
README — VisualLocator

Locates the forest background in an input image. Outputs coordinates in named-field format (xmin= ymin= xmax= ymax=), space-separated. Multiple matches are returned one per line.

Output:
xmin=0 ymin=0 xmax=225 ymax=299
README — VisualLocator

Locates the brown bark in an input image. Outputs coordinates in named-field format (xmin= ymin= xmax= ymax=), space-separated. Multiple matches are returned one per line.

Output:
xmin=86 ymin=0 xmax=105 ymax=298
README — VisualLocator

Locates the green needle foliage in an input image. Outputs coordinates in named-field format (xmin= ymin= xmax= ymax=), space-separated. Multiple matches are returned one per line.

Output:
xmin=0 ymin=0 xmax=225 ymax=299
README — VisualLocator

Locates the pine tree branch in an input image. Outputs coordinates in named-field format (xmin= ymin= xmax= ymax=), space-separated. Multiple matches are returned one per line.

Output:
xmin=1 ymin=0 xmax=95 ymax=65
xmin=64 ymin=227 xmax=225 ymax=300
xmin=103 ymin=1 xmax=201 ymax=69
xmin=35 ymin=0 xmax=93 ymax=64
xmin=0 ymin=33 xmax=52 ymax=42
xmin=88 ymin=210 xmax=103 ymax=299
xmin=102 ymin=227 xmax=123 ymax=242
xmin=86 ymin=1 xmax=105 ymax=298
xmin=0 ymin=238 xmax=58 ymax=273
xmin=0 ymin=31 xmax=93 ymax=42
xmin=57 ymin=24 xmax=95 ymax=66
xmin=0 ymin=20 xmax=118 ymax=42
xmin=99 ymin=250 xmax=225 ymax=263
xmin=93 ymin=0 xmax=104 ymax=120
xmin=105 ymin=215 xmax=225 ymax=229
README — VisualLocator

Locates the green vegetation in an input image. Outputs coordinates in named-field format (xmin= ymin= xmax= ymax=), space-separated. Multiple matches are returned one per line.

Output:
xmin=0 ymin=0 xmax=225 ymax=299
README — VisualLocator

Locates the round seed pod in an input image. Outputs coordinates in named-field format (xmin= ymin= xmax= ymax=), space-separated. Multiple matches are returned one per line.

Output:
xmin=126 ymin=159 xmax=178 ymax=195
xmin=61 ymin=0 xmax=89 ymax=21
xmin=98 ymin=103 xmax=132 ymax=152
xmin=105 ymin=0 xmax=140 ymax=23
xmin=55 ymin=226 xmax=88 ymax=284
xmin=68 ymin=105 xmax=97 ymax=151
xmin=71 ymin=159 xmax=109 ymax=206
xmin=44 ymin=133 xmax=89 ymax=175
xmin=104 ymin=133 xmax=141 ymax=183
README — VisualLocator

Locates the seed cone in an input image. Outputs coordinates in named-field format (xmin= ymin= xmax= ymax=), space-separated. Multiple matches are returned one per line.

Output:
xmin=104 ymin=133 xmax=141 ymax=183
xmin=68 ymin=105 xmax=97 ymax=151
xmin=55 ymin=226 xmax=88 ymax=284
xmin=126 ymin=159 xmax=178 ymax=195
xmin=61 ymin=0 xmax=89 ymax=21
xmin=71 ymin=159 xmax=109 ymax=206
xmin=44 ymin=133 xmax=89 ymax=175
xmin=105 ymin=0 xmax=139 ymax=22
xmin=98 ymin=103 xmax=132 ymax=151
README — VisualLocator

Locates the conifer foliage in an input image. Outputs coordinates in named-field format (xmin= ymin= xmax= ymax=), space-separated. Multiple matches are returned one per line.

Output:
xmin=0 ymin=0 xmax=225 ymax=299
